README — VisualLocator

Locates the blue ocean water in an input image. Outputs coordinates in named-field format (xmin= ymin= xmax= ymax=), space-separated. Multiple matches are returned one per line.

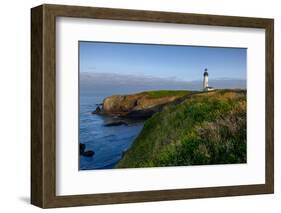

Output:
xmin=79 ymin=94 xmax=144 ymax=170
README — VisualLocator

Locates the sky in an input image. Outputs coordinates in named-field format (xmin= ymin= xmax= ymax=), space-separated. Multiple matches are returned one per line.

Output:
xmin=79 ymin=41 xmax=246 ymax=81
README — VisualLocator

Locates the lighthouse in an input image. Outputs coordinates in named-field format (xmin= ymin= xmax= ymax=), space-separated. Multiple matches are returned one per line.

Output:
xmin=203 ymin=68 xmax=208 ymax=90
xmin=203 ymin=68 xmax=214 ymax=91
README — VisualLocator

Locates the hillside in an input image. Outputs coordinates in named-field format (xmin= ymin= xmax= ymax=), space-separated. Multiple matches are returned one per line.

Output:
xmin=117 ymin=89 xmax=246 ymax=168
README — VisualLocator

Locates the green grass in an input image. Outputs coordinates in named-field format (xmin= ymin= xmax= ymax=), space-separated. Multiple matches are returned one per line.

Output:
xmin=117 ymin=89 xmax=246 ymax=168
xmin=142 ymin=90 xmax=192 ymax=99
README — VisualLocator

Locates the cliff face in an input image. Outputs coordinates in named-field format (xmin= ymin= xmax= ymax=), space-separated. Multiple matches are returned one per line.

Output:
xmin=94 ymin=91 xmax=191 ymax=119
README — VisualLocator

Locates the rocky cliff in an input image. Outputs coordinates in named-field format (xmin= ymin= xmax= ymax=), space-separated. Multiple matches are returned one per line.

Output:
xmin=93 ymin=90 xmax=191 ymax=119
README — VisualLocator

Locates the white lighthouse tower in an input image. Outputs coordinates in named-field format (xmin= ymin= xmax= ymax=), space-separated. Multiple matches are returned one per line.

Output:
xmin=203 ymin=68 xmax=209 ymax=90
xmin=203 ymin=68 xmax=214 ymax=91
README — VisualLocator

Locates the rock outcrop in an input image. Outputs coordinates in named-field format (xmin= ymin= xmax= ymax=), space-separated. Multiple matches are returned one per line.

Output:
xmin=93 ymin=92 xmax=188 ymax=119
xmin=104 ymin=120 xmax=128 ymax=127
xmin=79 ymin=143 xmax=95 ymax=157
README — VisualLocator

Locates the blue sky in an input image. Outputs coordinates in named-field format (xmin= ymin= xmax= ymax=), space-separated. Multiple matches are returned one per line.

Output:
xmin=79 ymin=41 xmax=246 ymax=81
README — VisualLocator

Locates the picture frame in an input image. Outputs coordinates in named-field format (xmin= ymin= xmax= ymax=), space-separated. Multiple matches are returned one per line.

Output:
xmin=31 ymin=4 xmax=274 ymax=208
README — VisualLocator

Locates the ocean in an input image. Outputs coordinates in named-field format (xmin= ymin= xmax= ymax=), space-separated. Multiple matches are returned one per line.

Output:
xmin=79 ymin=94 xmax=144 ymax=170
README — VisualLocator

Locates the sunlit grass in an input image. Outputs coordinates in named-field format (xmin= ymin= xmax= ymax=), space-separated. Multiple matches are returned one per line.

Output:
xmin=142 ymin=90 xmax=192 ymax=99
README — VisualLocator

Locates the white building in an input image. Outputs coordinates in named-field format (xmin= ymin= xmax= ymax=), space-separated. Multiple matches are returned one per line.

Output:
xmin=203 ymin=68 xmax=214 ymax=91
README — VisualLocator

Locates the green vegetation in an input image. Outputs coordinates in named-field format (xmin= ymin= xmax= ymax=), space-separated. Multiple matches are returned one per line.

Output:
xmin=117 ymin=89 xmax=246 ymax=168
xmin=142 ymin=90 xmax=192 ymax=99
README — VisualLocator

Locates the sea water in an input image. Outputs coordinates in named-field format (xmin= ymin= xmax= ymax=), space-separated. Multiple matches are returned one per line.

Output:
xmin=79 ymin=94 xmax=144 ymax=170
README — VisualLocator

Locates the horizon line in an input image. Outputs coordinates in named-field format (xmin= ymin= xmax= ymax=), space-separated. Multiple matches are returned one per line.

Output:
xmin=80 ymin=71 xmax=246 ymax=82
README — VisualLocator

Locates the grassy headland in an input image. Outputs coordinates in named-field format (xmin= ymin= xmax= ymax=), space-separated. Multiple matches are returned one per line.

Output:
xmin=95 ymin=90 xmax=196 ymax=119
xmin=117 ymin=89 xmax=246 ymax=168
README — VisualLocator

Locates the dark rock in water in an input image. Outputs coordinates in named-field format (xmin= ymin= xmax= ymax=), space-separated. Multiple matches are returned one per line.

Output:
xmin=104 ymin=121 xmax=128 ymax=127
xmin=82 ymin=150 xmax=95 ymax=157
xmin=79 ymin=143 xmax=86 ymax=155
xmin=80 ymin=143 xmax=95 ymax=157
xmin=92 ymin=106 xmax=101 ymax=114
